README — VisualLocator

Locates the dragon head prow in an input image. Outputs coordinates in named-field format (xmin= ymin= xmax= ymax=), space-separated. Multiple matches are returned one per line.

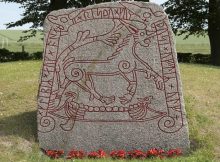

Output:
xmin=137 ymin=96 xmax=153 ymax=106
xmin=65 ymin=91 xmax=77 ymax=99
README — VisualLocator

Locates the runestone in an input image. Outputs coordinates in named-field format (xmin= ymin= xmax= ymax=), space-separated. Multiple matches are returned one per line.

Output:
xmin=38 ymin=1 xmax=190 ymax=152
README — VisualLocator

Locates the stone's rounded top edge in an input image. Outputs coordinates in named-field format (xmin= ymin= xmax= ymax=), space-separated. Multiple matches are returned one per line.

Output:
xmin=43 ymin=7 xmax=77 ymax=31
xmin=48 ymin=7 xmax=77 ymax=16
xmin=43 ymin=1 xmax=165 ymax=32
xmin=143 ymin=2 xmax=164 ymax=11
xmin=44 ymin=7 xmax=72 ymax=24
xmin=45 ymin=1 xmax=164 ymax=16
xmin=43 ymin=18 xmax=51 ymax=32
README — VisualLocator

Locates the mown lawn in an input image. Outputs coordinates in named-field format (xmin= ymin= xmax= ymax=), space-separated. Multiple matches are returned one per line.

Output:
xmin=0 ymin=61 xmax=219 ymax=162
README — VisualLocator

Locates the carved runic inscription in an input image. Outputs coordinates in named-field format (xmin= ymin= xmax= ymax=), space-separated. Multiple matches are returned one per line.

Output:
xmin=38 ymin=1 xmax=189 ymax=152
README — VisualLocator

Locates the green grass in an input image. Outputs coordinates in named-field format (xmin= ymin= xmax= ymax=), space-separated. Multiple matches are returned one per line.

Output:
xmin=0 ymin=61 xmax=219 ymax=162
xmin=0 ymin=30 xmax=210 ymax=54
xmin=175 ymin=34 xmax=210 ymax=54
xmin=0 ymin=30 xmax=43 ymax=53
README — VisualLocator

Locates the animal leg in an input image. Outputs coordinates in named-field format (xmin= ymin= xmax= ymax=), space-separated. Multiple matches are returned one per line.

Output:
xmin=119 ymin=71 xmax=137 ymax=105
xmin=55 ymin=77 xmax=71 ymax=99
xmin=136 ymin=69 xmax=165 ymax=91
xmin=85 ymin=73 xmax=115 ymax=105
xmin=48 ymin=77 xmax=71 ymax=109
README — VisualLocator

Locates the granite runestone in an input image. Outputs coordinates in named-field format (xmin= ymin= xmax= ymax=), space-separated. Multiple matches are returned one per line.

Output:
xmin=37 ymin=1 xmax=190 ymax=153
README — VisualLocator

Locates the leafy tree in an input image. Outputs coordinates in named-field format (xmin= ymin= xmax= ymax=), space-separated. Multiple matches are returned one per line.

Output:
xmin=163 ymin=0 xmax=220 ymax=65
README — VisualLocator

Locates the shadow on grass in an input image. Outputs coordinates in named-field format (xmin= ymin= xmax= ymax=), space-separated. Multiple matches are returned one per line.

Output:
xmin=0 ymin=111 xmax=38 ymax=141
xmin=0 ymin=110 xmax=212 ymax=156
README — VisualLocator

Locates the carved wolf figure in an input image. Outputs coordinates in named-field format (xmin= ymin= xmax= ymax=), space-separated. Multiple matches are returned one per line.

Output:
xmin=50 ymin=2 xmax=167 ymax=106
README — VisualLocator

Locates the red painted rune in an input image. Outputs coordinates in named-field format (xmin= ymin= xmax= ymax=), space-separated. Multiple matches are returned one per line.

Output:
xmin=37 ymin=2 xmax=188 ymax=147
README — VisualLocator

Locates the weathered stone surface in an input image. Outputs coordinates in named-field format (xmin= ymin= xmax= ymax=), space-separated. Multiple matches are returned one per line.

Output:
xmin=38 ymin=1 xmax=190 ymax=153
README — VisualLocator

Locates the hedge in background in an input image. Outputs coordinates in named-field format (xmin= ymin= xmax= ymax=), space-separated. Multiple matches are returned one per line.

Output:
xmin=177 ymin=53 xmax=211 ymax=64
xmin=0 ymin=48 xmax=42 ymax=62
xmin=31 ymin=52 xmax=43 ymax=60
xmin=0 ymin=48 xmax=29 ymax=62
xmin=0 ymin=48 xmax=211 ymax=64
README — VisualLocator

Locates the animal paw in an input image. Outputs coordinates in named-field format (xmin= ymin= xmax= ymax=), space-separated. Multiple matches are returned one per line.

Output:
xmin=144 ymin=71 xmax=151 ymax=79
xmin=119 ymin=93 xmax=134 ymax=105
xmin=153 ymin=75 xmax=164 ymax=90
xmin=75 ymin=30 xmax=90 ymax=44
xmin=127 ymin=82 xmax=136 ymax=93
xmin=100 ymin=96 xmax=115 ymax=105
xmin=89 ymin=93 xmax=95 ymax=101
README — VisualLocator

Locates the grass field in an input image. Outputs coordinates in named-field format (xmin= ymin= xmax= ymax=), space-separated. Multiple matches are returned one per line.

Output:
xmin=0 ymin=30 xmax=210 ymax=54
xmin=175 ymin=34 xmax=210 ymax=54
xmin=0 ymin=61 xmax=219 ymax=161
xmin=0 ymin=30 xmax=43 ymax=53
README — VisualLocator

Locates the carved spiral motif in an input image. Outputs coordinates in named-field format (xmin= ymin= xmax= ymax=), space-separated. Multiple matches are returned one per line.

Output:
xmin=64 ymin=64 xmax=84 ymax=82
xmin=118 ymin=60 xmax=135 ymax=73
xmin=158 ymin=116 xmax=182 ymax=133
xmin=38 ymin=116 xmax=55 ymax=133
xmin=143 ymin=38 xmax=151 ymax=47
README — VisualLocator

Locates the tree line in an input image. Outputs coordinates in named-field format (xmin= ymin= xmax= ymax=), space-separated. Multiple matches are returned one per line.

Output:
xmin=1 ymin=0 xmax=220 ymax=65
